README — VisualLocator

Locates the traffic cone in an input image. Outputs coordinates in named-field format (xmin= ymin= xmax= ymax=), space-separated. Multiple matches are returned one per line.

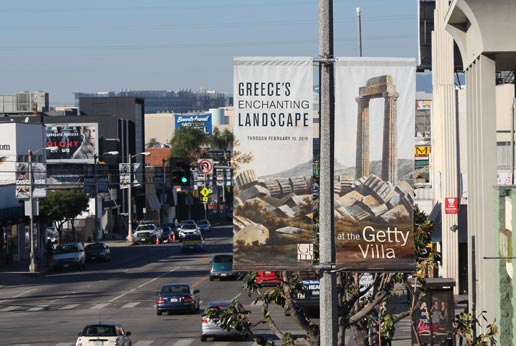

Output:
xmin=155 ymin=236 xmax=159 ymax=245
xmin=172 ymin=232 xmax=176 ymax=242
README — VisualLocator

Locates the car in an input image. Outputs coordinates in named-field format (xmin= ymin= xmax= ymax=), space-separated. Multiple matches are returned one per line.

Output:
xmin=209 ymin=254 xmax=240 ymax=281
xmin=201 ymin=300 xmax=249 ymax=342
xmin=288 ymin=271 xmax=320 ymax=317
xmin=255 ymin=271 xmax=281 ymax=286
xmin=196 ymin=219 xmax=211 ymax=232
xmin=133 ymin=223 xmax=162 ymax=244
xmin=178 ymin=223 xmax=201 ymax=239
xmin=76 ymin=322 xmax=132 ymax=346
xmin=160 ymin=224 xmax=179 ymax=242
xmin=84 ymin=242 xmax=111 ymax=263
xmin=181 ymin=233 xmax=205 ymax=252
xmin=156 ymin=283 xmax=200 ymax=315
xmin=179 ymin=219 xmax=197 ymax=229
xmin=51 ymin=242 xmax=86 ymax=270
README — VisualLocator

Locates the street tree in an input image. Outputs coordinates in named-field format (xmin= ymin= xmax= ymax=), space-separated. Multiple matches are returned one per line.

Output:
xmin=39 ymin=189 xmax=90 ymax=242
xmin=169 ymin=124 xmax=210 ymax=164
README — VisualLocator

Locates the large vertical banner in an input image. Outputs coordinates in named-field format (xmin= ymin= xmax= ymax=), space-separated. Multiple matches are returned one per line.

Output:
xmin=233 ymin=57 xmax=314 ymax=271
xmin=334 ymin=58 xmax=416 ymax=271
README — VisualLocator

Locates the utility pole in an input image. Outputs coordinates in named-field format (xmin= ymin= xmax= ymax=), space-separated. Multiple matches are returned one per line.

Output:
xmin=356 ymin=7 xmax=363 ymax=57
xmin=318 ymin=0 xmax=337 ymax=345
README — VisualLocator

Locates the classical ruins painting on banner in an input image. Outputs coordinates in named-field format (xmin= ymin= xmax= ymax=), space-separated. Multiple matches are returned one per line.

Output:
xmin=334 ymin=58 xmax=416 ymax=272
xmin=232 ymin=57 xmax=314 ymax=271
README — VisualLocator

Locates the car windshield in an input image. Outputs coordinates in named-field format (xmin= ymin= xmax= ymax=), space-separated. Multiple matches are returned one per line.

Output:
xmin=137 ymin=225 xmax=155 ymax=230
xmin=214 ymin=255 xmax=232 ymax=263
xmin=54 ymin=244 xmax=78 ymax=254
xmin=85 ymin=243 xmax=104 ymax=250
xmin=182 ymin=224 xmax=197 ymax=230
xmin=83 ymin=325 xmax=117 ymax=337
xmin=162 ymin=285 xmax=190 ymax=294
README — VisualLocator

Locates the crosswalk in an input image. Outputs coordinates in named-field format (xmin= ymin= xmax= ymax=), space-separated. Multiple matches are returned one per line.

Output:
xmin=0 ymin=301 xmax=151 ymax=313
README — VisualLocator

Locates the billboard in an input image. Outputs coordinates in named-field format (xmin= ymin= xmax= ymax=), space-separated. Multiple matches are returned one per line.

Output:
xmin=334 ymin=58 xmax=416 ymax=272
xmin=175 ymin=114 xmax=213 ymax=135
xmin=45 ymin=123 xmax=99 ymax=163
xmin=232 ymin=57 xmax=314 ymax=271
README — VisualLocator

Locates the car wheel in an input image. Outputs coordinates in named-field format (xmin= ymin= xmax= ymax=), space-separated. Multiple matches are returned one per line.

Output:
xmin=209 ymin=275 xmax=214 ymax=281
xmin=157 ymin=310 xmax=162 ymax=316
xmin=201 ymin=335 xmax=207 ymax=342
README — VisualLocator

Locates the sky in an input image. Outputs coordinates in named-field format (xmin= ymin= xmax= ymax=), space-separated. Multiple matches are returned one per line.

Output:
xmin=0 ymin=0 xmax=419 ymax=106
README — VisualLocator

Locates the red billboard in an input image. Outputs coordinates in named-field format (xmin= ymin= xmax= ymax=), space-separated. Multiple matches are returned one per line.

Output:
xmin=45 ymin=123 xmax=98 ymax=163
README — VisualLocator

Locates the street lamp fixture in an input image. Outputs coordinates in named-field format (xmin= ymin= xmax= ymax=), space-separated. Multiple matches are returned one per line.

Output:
xmin=127 ymin=152 xmax=151 ymax=243
xmin=93 ymin=151 xmax=119 ymax=241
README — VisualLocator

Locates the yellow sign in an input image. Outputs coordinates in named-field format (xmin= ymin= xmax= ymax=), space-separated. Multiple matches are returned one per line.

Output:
xmin=201 ymin=196 xmax=208 ymax=202
xmin=415 ymin=145 xmax=431 ymax=157
xmin=200 ymin=187 xmax=210 ymax=197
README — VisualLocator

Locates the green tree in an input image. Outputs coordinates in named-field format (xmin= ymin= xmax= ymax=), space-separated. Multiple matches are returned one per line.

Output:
xmin=169 ymin=124 xmax=210 ymax=164
xmin=39 ymin=189 xmax=90 ymax=242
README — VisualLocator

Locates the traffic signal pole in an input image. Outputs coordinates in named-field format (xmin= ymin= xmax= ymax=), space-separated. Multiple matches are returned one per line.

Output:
xmin=318 ymin=0 xmax=338 ymax=345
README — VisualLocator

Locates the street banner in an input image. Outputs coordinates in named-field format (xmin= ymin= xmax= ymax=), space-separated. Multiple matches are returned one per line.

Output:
xmin=232 ymin=57 xmax=314 ymax=271
xmin=119 ymin=163 xmax=130 ymax=189
xmin=334 ymin=58 xmax=416 ymax=271
xmin=15 ymin=162 xmax=47 ymax=198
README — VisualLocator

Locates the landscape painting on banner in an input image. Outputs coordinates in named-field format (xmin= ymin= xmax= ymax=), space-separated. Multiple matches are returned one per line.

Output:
xmin=334 ymin=58 xmax=416 ymax=272
xmin=232 ymin=57 xmax=314 ymax=271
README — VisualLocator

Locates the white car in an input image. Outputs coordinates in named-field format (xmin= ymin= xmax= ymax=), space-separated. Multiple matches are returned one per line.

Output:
xmin=76 ymin=322 xmax=132 ymax=346
xmin=178 ymin=223 xmax=201 ymax=239
xmin=51 ymin=242 xmax=86 ymax=270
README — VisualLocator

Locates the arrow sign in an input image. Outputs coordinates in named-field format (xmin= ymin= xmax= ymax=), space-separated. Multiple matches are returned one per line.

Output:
xmin=198 ymin=159 xmax=214 ymax=175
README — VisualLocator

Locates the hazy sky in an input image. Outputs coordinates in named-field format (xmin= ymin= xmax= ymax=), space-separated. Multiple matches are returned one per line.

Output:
xmin=0 ymin=0 xmax=418 ymax=106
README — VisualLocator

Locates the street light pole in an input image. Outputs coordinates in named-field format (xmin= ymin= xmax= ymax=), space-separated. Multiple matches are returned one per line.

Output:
xmin=93 ymin=151 xmax=118 ymax=242
xmin=127 ymin=152 xmax=150 ymax=243
xmin=28 ymin=149 xmax=36 ymax=273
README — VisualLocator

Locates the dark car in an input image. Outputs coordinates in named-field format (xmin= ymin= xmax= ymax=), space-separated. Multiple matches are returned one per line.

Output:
xmin=209 ymin=254 xmax=239 ymax=281
xmin=161 ymin=224 xmax=179 ymax=242
xmin=286 ymin=271 xmax=320 ymax=317
xmin=85 ymin=242 xmax=111 ymax=263
xmin=156 ymin=283 xmax=200 ymax=315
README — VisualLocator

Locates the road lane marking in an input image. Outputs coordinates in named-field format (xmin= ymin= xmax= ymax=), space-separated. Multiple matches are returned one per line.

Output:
xmin=109 ymin=267 xmax=179 ymax=302
xmin=172 ymin=339 xmax=195 ymax=346
xmin=91 ymin=303 xmax=110 ymax=309
xmin=0 ymin=306 xmax=21 ymax=311
xmin=0 ymin=288 xmax=38 ymax=304
xmin=59 ymin=304 xmax=79 ymax=310
xmin=28 ymin=305 xmax=48 ymax=312
xmin=121 ymin=302 xmax=141 ymax=308
xmin=133 ymin=341 xmax=153 ymax=346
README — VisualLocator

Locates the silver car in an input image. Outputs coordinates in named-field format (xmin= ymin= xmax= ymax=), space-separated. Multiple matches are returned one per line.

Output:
xmin=201 ymin=301 xmax=248 ymax=341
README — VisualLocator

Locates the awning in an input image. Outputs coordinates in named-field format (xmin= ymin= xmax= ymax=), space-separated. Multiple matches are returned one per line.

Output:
xmin=146 ymin=193 xmax=161 ymax=211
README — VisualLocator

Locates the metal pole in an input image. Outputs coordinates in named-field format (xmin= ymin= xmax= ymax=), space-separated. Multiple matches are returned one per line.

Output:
xmin=94 ymin=155 xmax=99 ymax=241
xmin=356 ymin=7 xmax=363 ymax=57
xmin=127 ymin=154 xmax=133 ymax=243
xmin=319 ymin=0 xmax=337 ymax=345
xmin=28 ymin=149 xmax=36 ymax=273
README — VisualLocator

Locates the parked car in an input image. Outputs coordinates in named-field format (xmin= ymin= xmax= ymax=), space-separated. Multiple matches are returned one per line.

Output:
xmin=196 ymin=219 xmax=211 ymax=233
xmin=178 ymin=223 xmax=201 ymax=239
xmin=85 ymin=242 xmax=111 ymax=263
xmin=156 ymin=283 xmax=200 ymax=315
xmin=181 ymin=233 xmax=205 ymax=252
xmin=209 ymin=254 xmax=240 ymax=281
xmin=160 ymin=225 xmax=177 ymax=242
xmin=51 ymin=242 xmax=86 ymax=270
xmin=76 ymin=322 xmax=132 ymax=346
xmin=201 ymin=300 xmax=248 ymax=342
xmin=133 ymin=223 xmax=162 ymax=244
xmin=255 ymin=271 xmax=281 ymax=286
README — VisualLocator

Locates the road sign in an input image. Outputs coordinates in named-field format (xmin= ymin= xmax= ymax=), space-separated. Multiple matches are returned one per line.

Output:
xmin=201 ymin=196 xmax=208 ymax=202
xmin=198 ymin=159 xmax=214 ymax=175
xmin=200 ymin=187 xmax=211 ymax=197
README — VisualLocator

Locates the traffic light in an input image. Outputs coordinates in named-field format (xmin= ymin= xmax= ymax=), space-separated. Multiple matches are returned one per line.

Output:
xmin=170 ymin=157 xmax=191 ymax=186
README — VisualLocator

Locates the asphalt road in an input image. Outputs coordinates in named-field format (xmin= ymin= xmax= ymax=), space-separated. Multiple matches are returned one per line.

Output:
xmin=0 ymin=224 xmax=304 ymax=346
